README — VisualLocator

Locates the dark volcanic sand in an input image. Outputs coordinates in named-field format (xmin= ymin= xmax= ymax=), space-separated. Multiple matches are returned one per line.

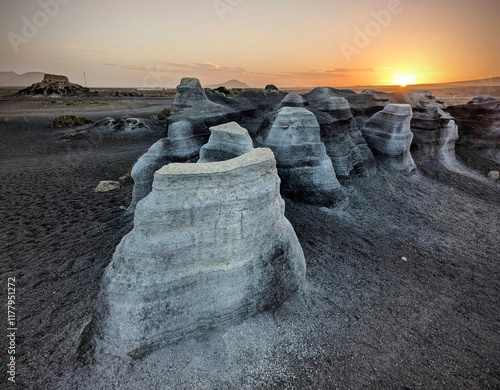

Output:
xmin=0 ymin=95 xmax=499 ymax=389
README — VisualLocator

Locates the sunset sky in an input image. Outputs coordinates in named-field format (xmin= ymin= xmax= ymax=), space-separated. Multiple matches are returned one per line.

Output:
xmin=1 ymin=0 xmax=499 ymax=88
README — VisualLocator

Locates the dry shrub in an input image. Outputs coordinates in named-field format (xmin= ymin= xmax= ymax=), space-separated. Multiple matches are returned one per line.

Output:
xmin=52 ymin=115 xmax=94 ymax=128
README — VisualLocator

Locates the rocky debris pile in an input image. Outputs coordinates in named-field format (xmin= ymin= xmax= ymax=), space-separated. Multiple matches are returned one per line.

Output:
xmin=18 ymin=74 xmax=90 ymax=96
xmin=91 ymin=148 xmax=306 ymax=360
xmin=52 ymin=115 xmax=93 ymax=128
xmin=307 ymin=96 xmax=376 ymax=178
xmin=362 ymin=104 xmax=417 ymax=175
xmin=152 ymin=107 xmax=171 ymax=121
xmin=257 ymin=107 xmax=348 ymax=208
xmin=93 ymin=117 xmax=149 ymax=132
xmin=198 ymin=122 xmax=254 ymax=163
xmin=448 ymin=97 xmax=500 ymax=163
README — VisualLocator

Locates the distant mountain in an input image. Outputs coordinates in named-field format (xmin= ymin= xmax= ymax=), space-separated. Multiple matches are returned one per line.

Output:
xmin=206 ymin=79 xmax=251 ymax=89
xmin=0 ymin=71 xmax=19 ymax=83
xmin=0 ymin=72 xmax=45 ymax=87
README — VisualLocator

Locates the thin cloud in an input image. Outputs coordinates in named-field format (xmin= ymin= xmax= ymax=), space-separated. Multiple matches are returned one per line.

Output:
xmin=65 ymin=44 xmax=107 ymax=54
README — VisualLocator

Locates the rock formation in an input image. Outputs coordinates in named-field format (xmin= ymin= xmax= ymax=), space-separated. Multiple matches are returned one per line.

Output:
xmin=308 ymin=96 xmax=376 ymax=178
xmin=170 ymin=77 xmax=235 ymax=117
xmin=392 ymin=90 xmax=458 ymax=159
xmin=198 ymin=122 xmax=254 ymax=163
xmin=361 ymin=104 xmax=417 ymax=175
xmin=128 ymin=120 xmax=208 ymax=212
xmin=92 ymin=148 xmax=306 ymax=360
xmin=257 ymin=107 xmax=348 ymax=207
xmin=304 ymin=87 xmax=396 ymax=129
xmin=18 ymin=74 xmax=90 ymax=96
xmin=448 ymin=97 xmax=500 ymax=163
xmin=279 ymin=93 xmax=308 ymax=108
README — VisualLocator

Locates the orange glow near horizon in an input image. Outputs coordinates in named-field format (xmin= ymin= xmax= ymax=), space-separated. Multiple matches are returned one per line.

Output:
xmin=0 ymin=1 xmax=499 ymax=88
xmin=392 ymin=72 xmax=418 ymax=87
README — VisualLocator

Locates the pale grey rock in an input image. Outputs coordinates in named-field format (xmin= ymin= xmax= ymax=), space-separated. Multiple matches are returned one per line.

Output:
xmin=95 ymin=181 xmax=121 ymax=192
xmin=310 ymin=97 xmax=376 ymax=178
xmin=198 ymin=122 xmax=254 ymax=163
xmin=392 ymin=90 xmax=457 ymax=158
xmin=257 ymin=107 xmax=348 ymax=207
xmin=436 ymin=119 xmax=459 ymax=164
xmin=94 ymin=117 xmax=150 ymax=132
xmin=470 ymin=96 xmax=496 ymax=104
xmin=128 ymin=120 xmax=208 ymax=212
xmin=92 ymin=148 xmax=306 ymax=360
xmin=279 ymin=93 xmax=308 ymax=108
xmin=362 ymin=104 xmax=417 ymax=175
xmin=488 ymin=170 xmax=499 ymax=180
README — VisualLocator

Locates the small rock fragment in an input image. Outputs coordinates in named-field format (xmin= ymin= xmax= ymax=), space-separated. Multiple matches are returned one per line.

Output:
xmin=95 ymin=181 xmax=121 ymax=192
xmin=488 ymin=171 xmax=499 ymax=180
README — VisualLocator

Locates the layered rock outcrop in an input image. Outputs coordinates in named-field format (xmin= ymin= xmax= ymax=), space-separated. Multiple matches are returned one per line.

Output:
xmin=18 ymin=74 xmax=90 ymax=96
xmin=128 ymin=120 xmax=207 ymax=212
xmin=392 ymin=90 xmax=458 ymax=159
xmin=257 ymin=107 xmax=348 ymax=207
xmin=308 ymin=96 xmax=376 ymax=178
xmin=198 ymin=122 xmax=254 ymax=163
xmin=448 ymin=97 xmax=500 ymax=163
xmin=362 ymin=104 xmax=416 ymax=174
xmin=93 ymin=148 xmax=306 ymax=360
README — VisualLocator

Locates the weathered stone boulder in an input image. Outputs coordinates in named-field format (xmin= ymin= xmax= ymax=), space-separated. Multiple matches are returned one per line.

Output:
xmin=170 ymin=77 xmax=234 ymax=117
xmin=309 ymin=96 xmax=376 ymax=178
xmin=92 ymin=148 xmax=306 ymax=360
xmin=94 ymin=117 xmax=149 ymax=132
xmin=279 ymin=93 xmax=308 ymax=108
xmin=198 ymin=122 xmax=254 ymax=163
xmin=448 ymin=97 xmax=500 ymax=163
xmin=128 ymin=120 xmax=208 ymax=212
xmin=257 ymin=107 xmax=348 ymax=207
xmin=362 ymin=104 xmax=416 ymax=174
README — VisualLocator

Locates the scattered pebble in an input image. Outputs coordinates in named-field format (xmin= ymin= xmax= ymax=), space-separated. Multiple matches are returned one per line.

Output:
xmin=488 ymin=171 xmax=499 ymax=180
xmin=402 ymin=257 xmax=408 ymax=261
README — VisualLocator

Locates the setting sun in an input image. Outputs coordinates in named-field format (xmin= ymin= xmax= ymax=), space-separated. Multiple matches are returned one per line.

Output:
xmin=393 ymin=73 xmax=418 ymax=87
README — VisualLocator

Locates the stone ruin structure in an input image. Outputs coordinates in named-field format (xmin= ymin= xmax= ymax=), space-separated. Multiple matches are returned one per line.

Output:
xmin=18 ymin=73 xmax=91 ymax=96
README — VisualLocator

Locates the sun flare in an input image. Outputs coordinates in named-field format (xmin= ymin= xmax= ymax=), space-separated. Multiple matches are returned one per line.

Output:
xmin=393 ymin=73 xmax=418 ymax=87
